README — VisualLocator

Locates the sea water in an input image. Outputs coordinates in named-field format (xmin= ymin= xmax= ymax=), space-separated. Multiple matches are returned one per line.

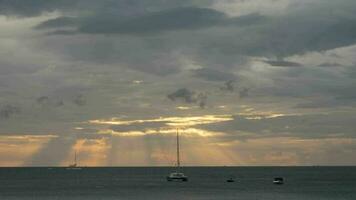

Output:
xmin=0 ymin=167 xmax=355 ymax=200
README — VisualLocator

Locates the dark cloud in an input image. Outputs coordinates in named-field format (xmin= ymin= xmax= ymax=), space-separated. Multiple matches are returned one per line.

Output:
xmin=167 ymin=88 xmax=208 ymax=108
xmin=167 ymin=88 xmax=196 ymax=103
xmin=36 ymin=96 xmax=50 ymax=106
xmin=35 ymin=7 xmax=265 ymax=35
xmin=73 ymin=94 xmax=86 ymax=106
xmin=35 ymin=16 xmax=79 ymax=29
xmin=263 ymin=60 xmax=303 ymax=67
xmin=194 ymin=1 xmax=356 ymax=58
xmin=220 ymin=80 xmax=235 ymax=92
xmin=1 ymin=0 xmax=356 ymax=166
xmin=239 ymin=87 xmax=249 ymax=98
xmin=4 ymin=0 xmax=356 ymax=58
xmin=197 ymin=92 xmax=208 ymax=108
xmin=0 ymin=0 xmax=70 ymax=17
xmin=36 ymin=96 xmax=65 ymax=107
xmin=25 ymin=1 xmax=356 ymax=78
xmin=308 ymin=19 xmax=356 ymax=52
xmin=192 ymin=68 xmax=236 ymax=82
xmin=0 ymin=104 xmax=20 ymax=119
xmin=56 ymin=100 xmax=65 ymax=107
xmin=0 ymin=0 xmax=214 ymax=17
xmin=79 ymin=7 xmax=226 ymax=35
xmin=317 ymin=62 xmax=345 ymax=67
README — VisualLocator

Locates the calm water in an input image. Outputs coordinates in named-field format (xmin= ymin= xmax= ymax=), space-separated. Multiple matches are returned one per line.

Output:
xmin=0 ymin=167 xmax=355 ymax=200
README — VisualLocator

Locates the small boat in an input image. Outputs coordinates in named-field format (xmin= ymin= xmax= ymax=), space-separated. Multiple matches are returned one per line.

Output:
xmin=167 ymin=130 xmax=188 ymax=182
xmin=273 ymin=177 xmax=284 ymax=185
xmin=167 ymin=172 xmax=188 ymax=182
xmin=67 ymin=150 xmax=82 ymax=170
xmin=226 ymin=177 xmax=235 ymax=182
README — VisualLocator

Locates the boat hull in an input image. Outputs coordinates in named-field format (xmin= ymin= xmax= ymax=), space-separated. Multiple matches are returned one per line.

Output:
xmin=273 ymin=177 xmax=284 ymax=185
xmin=273 ymin=181 xmax=284 ymax=185
xmin=166 ymin=176 xmax=188 ymax=182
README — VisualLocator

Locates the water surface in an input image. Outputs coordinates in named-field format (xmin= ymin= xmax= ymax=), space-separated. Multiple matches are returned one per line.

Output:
xmin=0 ymin=167 xmax=355 ymax=200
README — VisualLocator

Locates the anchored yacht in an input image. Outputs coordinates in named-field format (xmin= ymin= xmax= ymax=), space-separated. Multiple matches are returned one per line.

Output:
xmin=67 ymin=150 xmax=82 ymax=170
xmin=166 ymin=130 xmax=188 ymax=182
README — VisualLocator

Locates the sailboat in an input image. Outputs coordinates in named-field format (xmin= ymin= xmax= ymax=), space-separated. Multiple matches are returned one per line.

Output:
xmin=67 ymin=150 xmax=82 ymax=170
xmin=166 ymin=129 xmax=188 ymax=182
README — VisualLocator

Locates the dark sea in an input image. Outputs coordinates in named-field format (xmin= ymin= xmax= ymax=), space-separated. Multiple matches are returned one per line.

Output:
xmin=0 ymin=167 xmax=355 ymax=200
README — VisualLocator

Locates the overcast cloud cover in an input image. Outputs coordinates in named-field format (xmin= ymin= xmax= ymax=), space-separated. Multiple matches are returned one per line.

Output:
xmin=0 ymin=0 xmax=356 ymax=166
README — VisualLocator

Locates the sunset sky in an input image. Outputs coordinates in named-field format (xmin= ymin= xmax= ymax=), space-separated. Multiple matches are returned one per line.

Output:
xmin=0 ymin=0 xmax=356 ymax=166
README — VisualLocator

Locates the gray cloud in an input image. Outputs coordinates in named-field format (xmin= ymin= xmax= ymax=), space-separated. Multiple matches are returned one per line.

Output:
xmin=79 ymin=7 xmax=226 ymax=35
xmin=24 ymin=0 xmax=356 ymax=78
xmin=4 ymin=0 xmax=356 ymax=58
xmin=198 ymin=112 xmax=356 ymax=140
xmin=263 ymin=60 xmax=303 ymax=67
xmin=197 ymin=92 xmax=208 ymax=108
xmin=1 ymin=0 xmax=356 ymax=166
xmin=0 ymin=0 xmax=214 ymax=17
xmin=193 ymin=68 xmax=237 ymax=82
xmin=317 ymin=62 xmax=345 ymax=67
xmin=167 ymin=88 xmax=208 ymax=108
xmin=239 ymin=88 xmax=249 ymax=98
xmin=167 ymin=88 xmax=197 ymax=103
xmin=34 ymin=7 xmax=266 ymax=35
xmin=220 ymin=80 xmax=235 ymax=92
xmin=36 ymin=96 xmax=50 ymax=106
xmin=35 ymin=17 xmax=79 ymax=30
xmin=72 ymin=94 xmax=86 ymax=106
xmin=0 ymin=104 xmax=20 ymax=119
xmin=36 ymin=96 xmax=65 ymax=108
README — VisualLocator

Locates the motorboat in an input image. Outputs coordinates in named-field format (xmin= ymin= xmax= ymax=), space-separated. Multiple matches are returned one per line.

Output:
xmin=167 ymin=172 xmax=188 ymax=182
xmin=273 ymin=177 xmax=284 ymax=185
xmin=226 ymin=177 xmax=235 ymax=182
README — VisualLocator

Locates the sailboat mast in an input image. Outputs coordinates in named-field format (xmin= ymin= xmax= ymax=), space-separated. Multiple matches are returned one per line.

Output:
xmin=176 ymin=129 xmax=180 ymax=170
xmin=74 ymin=150 xmax=77 ymax=165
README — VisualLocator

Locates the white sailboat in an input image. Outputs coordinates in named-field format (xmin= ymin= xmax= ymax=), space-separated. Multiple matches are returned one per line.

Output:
xmin=166 ymin=129 xmax=188 ymax=182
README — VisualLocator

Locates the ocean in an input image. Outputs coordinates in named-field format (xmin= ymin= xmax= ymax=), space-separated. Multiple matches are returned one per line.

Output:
xmin=0 ymin=167 xmax=355 ymax=200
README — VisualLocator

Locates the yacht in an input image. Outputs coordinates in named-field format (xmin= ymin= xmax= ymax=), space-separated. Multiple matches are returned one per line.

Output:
xmin=67 ymin=150 xmax=82 ymax=170
xmin=167 ymin=130 xmax=188 ymax=182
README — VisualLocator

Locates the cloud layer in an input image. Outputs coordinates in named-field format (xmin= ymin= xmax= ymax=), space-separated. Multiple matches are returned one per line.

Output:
xmin=0 ymin=0 xmax=356 ymax=166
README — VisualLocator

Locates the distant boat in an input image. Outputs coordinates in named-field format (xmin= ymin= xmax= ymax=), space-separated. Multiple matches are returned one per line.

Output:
xmin=166 ymin=129 xmax=188 ymax=182
xmin=226 ymin=177 xmax=235 ymax=182
xmin=67 ymin=150 xmax=82 ymax=170
xmin=273 ymin=177 xmax=284 ymax=185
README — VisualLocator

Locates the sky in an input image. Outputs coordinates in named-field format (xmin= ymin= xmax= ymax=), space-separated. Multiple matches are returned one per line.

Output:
xmin=0 ymin=0 xmax=356 ymax=166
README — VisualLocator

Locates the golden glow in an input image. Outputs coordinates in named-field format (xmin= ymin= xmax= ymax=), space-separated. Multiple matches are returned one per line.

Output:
xmin=98 ymin=129 xmax=148 ymax=137
xmin=98 ymin=128 xmax=224 ymax=137
xmin=89 ymin=114 xmax=233 ymax=127
xmin=62 ymin=138 xmax=110 ymax=167
xmin=0 ymin=135 xmax=57 ymax=166
xmin=132 ymin=80 xmax=143 ymax=84
xmin=238 ymin=105 xmax=303 ymax=120
xmin=176 ymin=106 xmax=192 ymax=110
xmin=212 ymin=137 xmax=356 ymax=166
